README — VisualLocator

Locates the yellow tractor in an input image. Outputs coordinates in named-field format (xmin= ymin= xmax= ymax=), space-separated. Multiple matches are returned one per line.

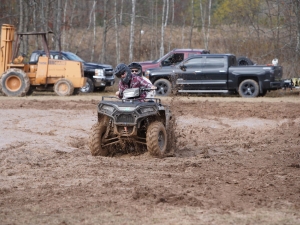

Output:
xmin=0 ymin=24 xmax=86 ymax=96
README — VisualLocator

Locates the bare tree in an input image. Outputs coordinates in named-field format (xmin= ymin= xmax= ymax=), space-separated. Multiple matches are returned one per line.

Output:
xmin=129 ymin=0 xmax=136 ymax=62
xmin=160 ymin=0 xmax=166 ymax=57
xmin=168 ymin=0 xmax=175 ymax=51
xmin=55 ymin=0 xmax=62 ymax=50
xmin=114 ymin=0 xmax=120 ymax=64
xmin=189 ymin=0 xmax=195 ymax=48
xmin=76 ymin=1 xmax=96 ymax=54
xmin=199 ymin=0 xmax=212 ymax=49
xmin=90 ymin=0 xmax=97 ymax=62
xmin=100 ymin=0 xmax=108 ymax=63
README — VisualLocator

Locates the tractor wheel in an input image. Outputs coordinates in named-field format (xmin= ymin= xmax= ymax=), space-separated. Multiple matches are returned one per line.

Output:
xmin=238 ymin=79 xmax=259 ymax=98
xmin=80 ymin=77 xmax=94 ymax=93
xmin=54 ymin=79 xmax=74 ymax=96
xmin=154 ymin=79 xmax=172 ymax=96
xmin=146 ymin=121 xmax=167 ymax=157
xmin=0 ymin=68 xmax=30 ymax=97
xmin=89 ymin=123 xmax=109 ymax=156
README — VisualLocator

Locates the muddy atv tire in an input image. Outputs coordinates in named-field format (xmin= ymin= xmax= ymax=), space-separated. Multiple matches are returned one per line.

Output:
xmin=89 ymin=123 xmax=109 ymax=156
xmin=54 ymin=78 xmax=74 ymax=96
xmin=146 ymin=121 xmax=167 ymax=157
xmin=0 ymin=68 xmax=30 ymax=97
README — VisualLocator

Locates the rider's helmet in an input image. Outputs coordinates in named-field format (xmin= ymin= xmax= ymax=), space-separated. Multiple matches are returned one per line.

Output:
xmin=128 ymin=62 xmax=142 ymax=77
xmin=114 ymin=63 xmax=132 ymax=84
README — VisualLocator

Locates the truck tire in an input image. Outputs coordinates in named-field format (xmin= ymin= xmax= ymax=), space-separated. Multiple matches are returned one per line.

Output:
xmin=154 ymin=79 xmax=172 ymax=96
xmin=237 ymin=57 xmax=254 ymax=66
xmin=89 ymin=123 xmax=109 ymax=156
xmin=146 ymin=121 xmax=167 ymax=157
xmin=54 ymin=78 xmax=74 ymax=96
xmin=80 ymin=77 xmax=94 ymax=93
xmin=238 ymin=79 xmax=259 ymax=98
xmin=0 ymin=68 xmax=30 ymax=97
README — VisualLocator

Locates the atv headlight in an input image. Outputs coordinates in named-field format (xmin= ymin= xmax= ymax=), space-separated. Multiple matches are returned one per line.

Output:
xmin=95 ymin=69 xmax=105 ymax=78
xmin=117 ymin=106 xmax=136 ymax=112
xmin=100 ymin=105 xmax=115 ymax=113
xmin=140 ymin=107 xmax=155 ymax=114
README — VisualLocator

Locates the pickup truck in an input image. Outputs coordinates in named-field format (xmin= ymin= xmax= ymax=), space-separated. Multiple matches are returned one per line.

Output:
xmin=138 ymin=48 xmax=210 ymax=73
xmin=145 ymin=54 xmax=283 ymax=98
xmin=30 ymin=50 xmax=114 ymax=93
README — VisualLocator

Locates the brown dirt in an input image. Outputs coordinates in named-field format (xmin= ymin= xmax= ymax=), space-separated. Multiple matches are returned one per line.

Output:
xmin=0 ymin=89 xmax=300 ymax=225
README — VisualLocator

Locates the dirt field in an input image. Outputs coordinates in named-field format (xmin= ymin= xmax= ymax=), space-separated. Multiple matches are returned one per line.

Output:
xmin=0 ymin=89 xmax=300 ymax=225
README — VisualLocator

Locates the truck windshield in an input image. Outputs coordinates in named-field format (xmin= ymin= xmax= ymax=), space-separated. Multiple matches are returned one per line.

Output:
xmin=153 ymin=52 xmax=172 ymax=63
xmin=66 ymin=52 xmax=84 ymax=62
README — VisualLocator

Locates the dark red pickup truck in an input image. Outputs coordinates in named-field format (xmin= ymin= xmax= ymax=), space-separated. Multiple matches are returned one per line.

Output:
xmin=138 ymin=48 xmax=210 ymax=73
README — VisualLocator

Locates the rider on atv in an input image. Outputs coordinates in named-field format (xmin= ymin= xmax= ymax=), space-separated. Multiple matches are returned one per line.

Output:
xmin=114 ymin=63 xmax=156 ymax=100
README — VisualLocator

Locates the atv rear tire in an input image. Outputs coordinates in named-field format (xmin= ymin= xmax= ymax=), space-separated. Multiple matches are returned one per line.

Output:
xmin=0 ymin=68 xmax=30 ymax=97
xmin=146 ymin=121 xmax=167 ymax=157
xmin=89 ymin=123 xmax=109 ymax=156
xmin=54 ymin=78 xmax=74 ymax=96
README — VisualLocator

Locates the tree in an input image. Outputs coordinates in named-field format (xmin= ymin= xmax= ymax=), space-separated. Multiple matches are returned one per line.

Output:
xmin=129 ymin=0 xmax=136 ymax=62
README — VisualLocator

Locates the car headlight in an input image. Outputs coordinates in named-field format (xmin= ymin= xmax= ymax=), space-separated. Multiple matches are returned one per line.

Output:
xmin=140 ymin=107 xmax=154 ymax=114
xmin=100 ymin=105 xmax=115 ymax=113
xmin=95 ymin=69 xmax=105 ymax=78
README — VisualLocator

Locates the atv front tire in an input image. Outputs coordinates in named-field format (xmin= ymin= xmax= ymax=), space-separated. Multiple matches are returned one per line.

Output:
xmin=146 ymin=121 xmax=167 ymax=157
xmin=89 ymin=123 xmax=109 ymax=156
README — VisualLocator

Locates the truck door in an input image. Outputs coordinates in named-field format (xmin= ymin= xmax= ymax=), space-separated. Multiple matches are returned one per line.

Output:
xmin=175 ymin=56 xmax=205 ymax=90
xmin=200 ymin=56 xmax=227 ymax=90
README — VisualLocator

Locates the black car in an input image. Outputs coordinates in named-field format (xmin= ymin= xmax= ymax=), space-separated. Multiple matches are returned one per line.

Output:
xmin=29 ymin=50 xmax=115 ymax=93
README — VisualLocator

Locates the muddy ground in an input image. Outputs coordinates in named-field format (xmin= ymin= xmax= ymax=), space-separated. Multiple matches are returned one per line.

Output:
xmin=0 ymin=89 xmax=300 ymax=225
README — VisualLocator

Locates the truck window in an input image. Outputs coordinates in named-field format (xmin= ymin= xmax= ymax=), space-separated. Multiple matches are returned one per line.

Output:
xmin=162 ymin=53 xmax=184 ymax=66
xmin=184 ymin=57 xmax=204 ymax=68
xmin=204 ymin=57 xmax=225 ymax=68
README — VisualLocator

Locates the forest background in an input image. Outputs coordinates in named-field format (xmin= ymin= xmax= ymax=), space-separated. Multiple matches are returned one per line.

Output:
xmin=0 ymin=0 xmax=300 ymax=78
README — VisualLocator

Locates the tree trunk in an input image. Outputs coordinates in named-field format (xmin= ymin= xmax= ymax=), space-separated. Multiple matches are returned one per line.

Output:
xmin=62 ymin=0 xmax=68 ymax=51
xmin=114 ymin=0 xmax=120 ymax=65
xmin=91 ymin=0 xmax=97 ymax=62
xmin=100 ymin=0 xmax=108 ymax=63
xmin=160 ymin=0 xmax=166 ymax=58
xmin=168 ymin=0 xmax=174 ymax=51
xmin=189 ymin=0 xmax=195 ymax=48
xmin=55 ymin=0 xmax=62 ymax=51
xmin=129 ymin=0 xmax=136 ymax=62
xmin=76 ymin=1 xmax=96 ymax=54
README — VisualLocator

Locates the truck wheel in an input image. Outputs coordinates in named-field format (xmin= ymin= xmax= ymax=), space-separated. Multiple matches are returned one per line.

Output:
xmin=54 ymin=78 xmax=74 ymax=96
xmin=146 ymin=121 xmax=167 ymax=157
xmin=154 ymin=79 xmax=172 ymax=96
xmin=80 ymin=77 xmax=94 ymax=93
xmin=238 ymin=79 xmax=259 ymax=98
xmin=89 ymin=123 xmax=109 ymax=156
xmin=237 ymin=56 xmax=254 ymax=66
xmin=0 ymin=68 xmax=30 ymax=97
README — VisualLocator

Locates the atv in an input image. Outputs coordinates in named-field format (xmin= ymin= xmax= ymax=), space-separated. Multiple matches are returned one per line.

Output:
xmin=89 ymin=88 xmax=173 ymax=157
